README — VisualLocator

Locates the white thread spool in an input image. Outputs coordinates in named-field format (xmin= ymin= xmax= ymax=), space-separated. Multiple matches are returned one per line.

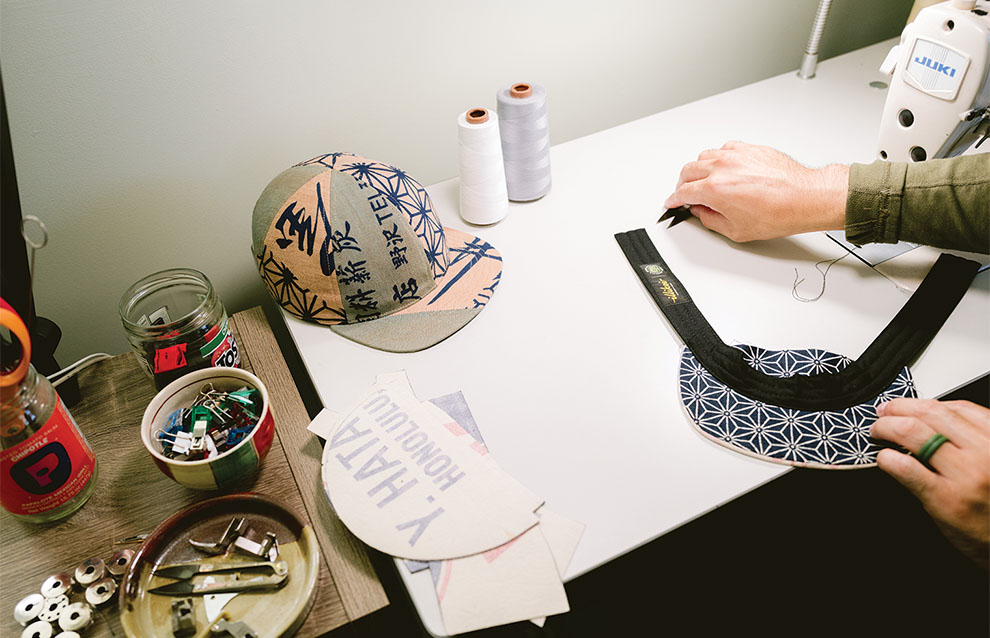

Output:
xmin=458 ymin=108 xmax=509 ymax=225
xmin=496 ymin=82 xmax=551 ymax=201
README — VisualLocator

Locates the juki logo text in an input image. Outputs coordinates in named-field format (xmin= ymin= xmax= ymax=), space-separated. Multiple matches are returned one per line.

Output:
xmin=914 ymin=56 xmax=956 ymax=77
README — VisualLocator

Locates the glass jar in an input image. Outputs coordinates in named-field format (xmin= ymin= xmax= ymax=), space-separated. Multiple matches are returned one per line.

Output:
xmin=119 ymin=268 xmax=240 ymax=390
xmin=1 ymin=364 xmax=98 ymax=522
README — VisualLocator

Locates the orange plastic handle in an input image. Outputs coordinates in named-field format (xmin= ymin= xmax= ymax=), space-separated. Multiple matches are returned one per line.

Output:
xmin=0 ymin=298 xmax=32 ymax=389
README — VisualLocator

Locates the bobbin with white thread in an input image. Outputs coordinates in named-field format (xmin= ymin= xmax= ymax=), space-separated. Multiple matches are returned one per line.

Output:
xmin=15 ymin=594 xmax=45 ymax=626
xmin=85 ymin=577 xmax=117 ymax=606
xmin=496 ymin=82 xmax=552 ymax=201
xmin=54 ymin=632 xmax=81 ymax=638
xmin=57 ymin=602 xmax=92 ymax=632
xmin=73 ymin=558 xmax=105 ymax=587
xmin=21 ymin=620 xmax=53 ymax=638
xmin=106 ymin=549 xmax=134 ymax=578
xmin=40 ymin=575 xmax=72 ymax=599
xmin=458 ymin=107 xmax=509 ymax=225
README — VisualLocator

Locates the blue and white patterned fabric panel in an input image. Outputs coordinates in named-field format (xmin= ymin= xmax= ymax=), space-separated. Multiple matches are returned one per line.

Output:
xmin=679 ymin=345 xmax=917 ymax=469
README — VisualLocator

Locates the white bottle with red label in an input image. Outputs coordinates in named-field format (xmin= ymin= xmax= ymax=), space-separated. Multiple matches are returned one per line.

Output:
xmin=1 ymin=362 xmax=98 ymax=521
xmin=1 ymin=362 xmax=99 ymax=521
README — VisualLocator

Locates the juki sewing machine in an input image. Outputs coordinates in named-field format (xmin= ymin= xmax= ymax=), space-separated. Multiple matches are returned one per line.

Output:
xmin=876 ymin=0 xmax=990 ymax=161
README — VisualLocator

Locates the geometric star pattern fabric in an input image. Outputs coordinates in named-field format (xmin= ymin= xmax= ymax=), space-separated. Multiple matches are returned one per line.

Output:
xmin=296 ymin=152 xmax=450 ymax=278
xmin=679 ymin=345 xmax=916 ymax=469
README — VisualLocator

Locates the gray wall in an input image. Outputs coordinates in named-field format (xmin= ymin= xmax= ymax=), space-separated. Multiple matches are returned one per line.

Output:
xmin=1 ymin=0 xmax=912 ymax=363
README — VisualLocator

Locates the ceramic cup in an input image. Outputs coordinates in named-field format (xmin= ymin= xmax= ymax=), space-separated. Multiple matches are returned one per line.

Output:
xmin=141 ymin=367 xmax=274 ymax=490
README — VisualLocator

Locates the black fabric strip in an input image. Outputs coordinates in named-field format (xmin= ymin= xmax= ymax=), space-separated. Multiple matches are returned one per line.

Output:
xmin=615 ymin=229 xmax=980 ymax=411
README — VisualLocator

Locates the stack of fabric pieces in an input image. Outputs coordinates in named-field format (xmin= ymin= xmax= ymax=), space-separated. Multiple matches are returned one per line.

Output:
xmin=308 ymin=371 xmax=584 ymax=634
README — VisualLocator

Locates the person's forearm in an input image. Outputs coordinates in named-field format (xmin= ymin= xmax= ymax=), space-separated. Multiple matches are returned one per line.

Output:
xmin=845 ymin=154 xmax=990 ymax=253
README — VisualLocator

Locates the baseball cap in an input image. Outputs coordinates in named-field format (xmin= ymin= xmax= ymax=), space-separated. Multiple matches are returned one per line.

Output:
xmin=252 ymin=153 xmax=502 ymax=352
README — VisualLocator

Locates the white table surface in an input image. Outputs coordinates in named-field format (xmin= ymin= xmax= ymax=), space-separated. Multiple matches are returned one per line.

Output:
xmin=279 ymin=39 xmax=990 ymax=636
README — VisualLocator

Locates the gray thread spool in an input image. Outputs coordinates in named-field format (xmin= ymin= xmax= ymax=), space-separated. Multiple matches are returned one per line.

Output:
xmin=496 ymin=82 xmax=552 ymax=201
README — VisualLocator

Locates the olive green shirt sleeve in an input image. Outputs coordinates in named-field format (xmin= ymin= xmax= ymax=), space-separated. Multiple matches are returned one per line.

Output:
xmin=844 ymin=153 xmax=990 ymax=254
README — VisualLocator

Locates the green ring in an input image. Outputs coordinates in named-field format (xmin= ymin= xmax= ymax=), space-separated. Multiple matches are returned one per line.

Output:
xmin=917 ymin=433 xmax=949 ymax=465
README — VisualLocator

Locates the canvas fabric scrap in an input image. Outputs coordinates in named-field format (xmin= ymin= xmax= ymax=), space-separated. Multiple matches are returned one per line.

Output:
xmin=310 ymin=371 xmax=584 ymax=633
xmin=316 ymin=371 xmax=542 ymax=560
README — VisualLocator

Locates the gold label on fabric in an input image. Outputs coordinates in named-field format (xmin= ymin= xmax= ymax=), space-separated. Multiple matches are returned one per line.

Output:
xmin=639 ymin=264 xmax=691 ymax=306
xmin=657 ymin=279 xmax=679 ymax=303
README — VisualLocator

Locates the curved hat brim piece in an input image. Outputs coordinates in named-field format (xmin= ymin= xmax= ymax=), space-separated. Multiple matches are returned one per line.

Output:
xmin=680 ymin=344 xmax=916 ymax=470
xmin=330 ymin=227 xmax=502 ymax=353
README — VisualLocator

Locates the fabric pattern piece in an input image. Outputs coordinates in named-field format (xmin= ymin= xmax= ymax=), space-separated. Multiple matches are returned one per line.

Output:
xmin=680 ymin=345 xmax=917 ymax=469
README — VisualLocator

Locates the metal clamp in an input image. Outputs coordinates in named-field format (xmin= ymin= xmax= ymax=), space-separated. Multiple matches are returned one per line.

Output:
xmin=171 ymin=598 xmax=197 ymax=637
xmin=233 ymin=532 xmax=278 ymax=561
xmin=211 ymin=618 xmax=259 ymax=638
xmin=189 ymin=517 xmax=247 ymax=555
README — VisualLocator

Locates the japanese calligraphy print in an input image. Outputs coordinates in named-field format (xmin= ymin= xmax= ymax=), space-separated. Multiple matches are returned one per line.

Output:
xmin=256 ymin=163 xmax=437 ymax=325
xmin=257 ymin=171 xmax=346 ymax=324
xmin=252 ymin=153 xmax=503 ymax=351
xmin=326 ymin=170 xmax=435 ymax=323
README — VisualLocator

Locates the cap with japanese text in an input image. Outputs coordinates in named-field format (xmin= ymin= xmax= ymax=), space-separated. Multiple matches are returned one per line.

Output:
xmin=252 ymin=153 xmax=502 ymax=352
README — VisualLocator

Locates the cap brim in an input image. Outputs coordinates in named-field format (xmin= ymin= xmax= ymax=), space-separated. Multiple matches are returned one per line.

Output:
xmin=679 ymin=344 xmax=917 ymax=469
xmin=329 ymin=227 xmax=502 ymax=352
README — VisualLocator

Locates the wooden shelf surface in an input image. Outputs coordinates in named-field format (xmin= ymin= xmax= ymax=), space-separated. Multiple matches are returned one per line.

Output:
xmin=0 ymin=306 xmax=388 ymax=637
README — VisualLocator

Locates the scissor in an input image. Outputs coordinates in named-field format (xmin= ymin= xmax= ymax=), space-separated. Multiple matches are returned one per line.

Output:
xmin=148 ymin=559 xmax=289 ymax=596
xmin=657 ymin=205 xmax=692 ymax=228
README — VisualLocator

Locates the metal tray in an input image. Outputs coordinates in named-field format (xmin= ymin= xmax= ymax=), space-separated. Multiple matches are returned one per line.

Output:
xmin=119 ymin=493 xmax=319 ymax=638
